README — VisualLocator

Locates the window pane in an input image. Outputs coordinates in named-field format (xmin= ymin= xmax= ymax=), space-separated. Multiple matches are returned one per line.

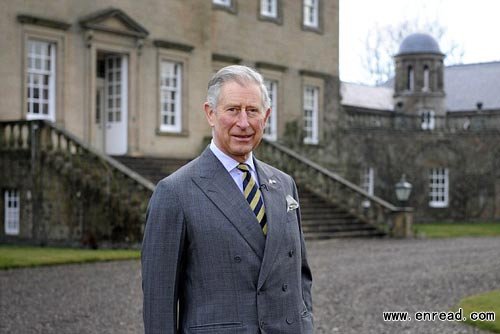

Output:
xmin=160 ymin=60 xmax=182 ymax=131
xmin=27 ymin=40 xmax=55 ymax=121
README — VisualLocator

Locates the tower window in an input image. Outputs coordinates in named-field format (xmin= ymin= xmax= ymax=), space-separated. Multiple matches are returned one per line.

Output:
xmin=407 ymin=65 xmax=414 ymax=91
xmin=423 ymin=65 xmax=430 ymax=91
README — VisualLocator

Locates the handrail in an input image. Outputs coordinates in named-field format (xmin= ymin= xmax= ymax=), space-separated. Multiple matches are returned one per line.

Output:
xmin=42 ymin=120 xmax=155 ymax=191
xmin=257 ymin=139 xmax=406 ymax=233
xmin=0 ymin=120 xmax=155 ymax=191
xmin=343 ymin=109 xmax=500 ymax=132
xmin=264 ymin=140 xmax=398 ymax=211
xmin=1 ymin=119 xmax=155 ymax=243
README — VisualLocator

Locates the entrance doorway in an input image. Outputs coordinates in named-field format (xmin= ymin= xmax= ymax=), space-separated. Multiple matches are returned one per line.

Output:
xmin=94 ymin=52 xmax=128 ymax=155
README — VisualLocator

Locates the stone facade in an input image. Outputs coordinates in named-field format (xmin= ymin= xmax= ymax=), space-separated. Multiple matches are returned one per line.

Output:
xmin=0 ymin=1 xmax=341 ymax=244
xmin=335 ymin=127 xmax=500 ymax=222
xmin=337 ymin=34 xmax=500 ymax=222
xmin=0 ymin=0 xmax=339 ymax=158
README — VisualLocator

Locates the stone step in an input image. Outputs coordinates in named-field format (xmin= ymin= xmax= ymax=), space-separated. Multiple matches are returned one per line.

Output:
xmin=113 ymin=156 xmax=189 ymax=184
xmin=115 ymin=155 xmax=386 ymax=240
xmin=301 ymin=212 xmax=354 ymax=220
xmin=305 ymin=229 xmax=385 ymax=240
xmin=301 ymin=218 xmax=363 ymax=226
xmin=302 ymin=223 xmax=377 ymax=233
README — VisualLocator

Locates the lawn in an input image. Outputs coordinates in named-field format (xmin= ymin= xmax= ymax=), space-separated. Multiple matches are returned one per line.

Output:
xmin=457 ymin=290 xmax=500 ymax=333
xmin=0 ymin=245 xmax=140 ymax=269
xmin=414 ymin=222 xmax=500 ymax=238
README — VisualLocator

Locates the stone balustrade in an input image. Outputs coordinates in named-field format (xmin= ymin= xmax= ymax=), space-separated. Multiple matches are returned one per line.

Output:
xmin=344 ymin=109 xmax=500 ymax=132
xmin=257 ymin=140 xmax=413 ymax=237
xmin=0 ymin=120 xmax=154 ymax=245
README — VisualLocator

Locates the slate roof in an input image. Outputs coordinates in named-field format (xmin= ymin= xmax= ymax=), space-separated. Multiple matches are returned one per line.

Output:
xmin=345 ymin=61 xmax=500 ymax=112
xmin=445 ymin=61 xmax=500 ymax=111
xmin=340 ymin=82 xmax=394 ymax=111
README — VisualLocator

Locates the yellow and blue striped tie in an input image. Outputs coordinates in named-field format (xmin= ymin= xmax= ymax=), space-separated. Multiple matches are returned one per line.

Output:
xmin=237 ymin=163 xmax=267 ymax=235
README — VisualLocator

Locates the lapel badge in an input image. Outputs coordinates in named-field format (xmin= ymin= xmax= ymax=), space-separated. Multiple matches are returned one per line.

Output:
xmin=286 ymin=195 xmax=299 ymax=212
xmin=269 ymin=179 xmax=277 ymax=185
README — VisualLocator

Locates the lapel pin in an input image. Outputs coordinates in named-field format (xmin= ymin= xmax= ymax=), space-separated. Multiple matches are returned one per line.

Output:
xmin=269 ymin=179 xmax=277 ymax=184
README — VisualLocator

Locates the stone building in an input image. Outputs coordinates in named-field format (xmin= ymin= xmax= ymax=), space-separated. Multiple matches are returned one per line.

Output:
xmin=2 ymin=1 xmax=498 ymax=246
xmin=1 ymin=0 xmax=348 ymax=245
xmin=339 ymin=33 xmax=500 ymax=222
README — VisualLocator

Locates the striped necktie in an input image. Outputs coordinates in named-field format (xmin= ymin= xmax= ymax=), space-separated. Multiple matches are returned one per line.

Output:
xmin=237 ymin=163 xmax=267 ymax=235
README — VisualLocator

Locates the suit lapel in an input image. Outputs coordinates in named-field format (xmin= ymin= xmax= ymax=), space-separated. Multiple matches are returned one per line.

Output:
xmin=255 ymin=159 xmax=287 ymax=290
xmin=192 ymin=148 xmax=266 ymax=259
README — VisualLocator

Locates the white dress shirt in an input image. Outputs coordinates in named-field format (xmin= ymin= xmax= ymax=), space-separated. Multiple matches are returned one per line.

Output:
xmin=209 ymin=140 xmax=260 ymax=193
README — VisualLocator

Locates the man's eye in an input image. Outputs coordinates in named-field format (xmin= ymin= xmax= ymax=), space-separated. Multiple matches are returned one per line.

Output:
xmin=247 ymin=109 xmax=260 ymax=117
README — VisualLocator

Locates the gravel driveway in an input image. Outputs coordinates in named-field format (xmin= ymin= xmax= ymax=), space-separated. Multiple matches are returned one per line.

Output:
xmin=1 ymin=237 xmax=499 ymax=334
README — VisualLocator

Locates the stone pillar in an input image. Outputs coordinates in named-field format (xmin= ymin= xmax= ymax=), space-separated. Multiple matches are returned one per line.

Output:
xmin=390 ymin=208 xmax=414 ymax=238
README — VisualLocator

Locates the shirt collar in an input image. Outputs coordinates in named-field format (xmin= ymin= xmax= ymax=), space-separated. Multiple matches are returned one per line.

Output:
xmin=209 ymin=139 xmax=255 ymax=173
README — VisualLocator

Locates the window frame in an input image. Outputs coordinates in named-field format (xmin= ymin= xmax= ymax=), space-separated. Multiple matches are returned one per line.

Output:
xmin=156 ymin=49 xmax=189 ymax=136
xmin=212 ymin=0 xmax=237 ymax=14
xmin=4 ymin=189 xmax=20 ymax=236
xmin=159 ymin=60 xmax=183 ymax=133
xmin=407 ymin=65 xmax=414 ymax=91
xmin=423 ymin=65 xmax=430 ymax=92
xmin=260 ymin=0 xmax=278 ymax=19
xmin=19 ymin=18 xmax=67 ymax=124
xmin=263 ymin=78 xmax=278 ymax=141
xmin=360 ymin=167 xmax=375 ymax=208
xmin=303 ymin=85 xmax=319 ymax=145
xmin=25 ymin=39 xmax=56 ymax=122
xmin=213 ymin=0 xmax=231 ymax=5
xmin=420 ymin=109 xmax=435 ymax=130
xmin=429 ymin=168 xmax=449 ymax=208
xmin=303 ymin=0 xmax=320 ymax=30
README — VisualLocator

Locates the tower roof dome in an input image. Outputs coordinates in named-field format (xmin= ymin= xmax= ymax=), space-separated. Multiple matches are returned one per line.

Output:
xmin=397 ymin=33 xmax=443 ymax=55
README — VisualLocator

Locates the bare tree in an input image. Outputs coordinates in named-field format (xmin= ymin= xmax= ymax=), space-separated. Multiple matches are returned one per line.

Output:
xmin=363 ymin=19 xmax=465 ymax=85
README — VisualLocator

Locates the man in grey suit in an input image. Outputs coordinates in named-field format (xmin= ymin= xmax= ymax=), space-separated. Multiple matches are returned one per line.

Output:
xmin=142 ymin=65 xmax=313 ymax=333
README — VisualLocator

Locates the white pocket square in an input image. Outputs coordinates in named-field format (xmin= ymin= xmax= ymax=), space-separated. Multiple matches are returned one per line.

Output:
xmin=286 ymin=195 xmax=299 ymax=212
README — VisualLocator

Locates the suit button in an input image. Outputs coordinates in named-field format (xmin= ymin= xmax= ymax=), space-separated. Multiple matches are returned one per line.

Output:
xmin=259 ymin=320 xmax=265 ymax=328
xmin=234 ymin=256 xmax=241 ymax=263
xmin=282 ymin=284 xmax=288 ymax=292
xmin=288 ymin=250 xmax=294 ymax=257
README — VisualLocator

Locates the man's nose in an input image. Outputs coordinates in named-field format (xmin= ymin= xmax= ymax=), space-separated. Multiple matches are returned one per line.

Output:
xmin=235 ymin=109 xmax=250 ymax=128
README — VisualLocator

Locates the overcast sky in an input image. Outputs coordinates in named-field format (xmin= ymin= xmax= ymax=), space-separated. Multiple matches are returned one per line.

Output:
xmin=340 ymin=0 xmax=500 ymax=84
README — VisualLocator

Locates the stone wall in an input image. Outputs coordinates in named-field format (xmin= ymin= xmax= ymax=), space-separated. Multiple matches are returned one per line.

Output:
xmin=0 ymin=149 xmax=147 ymax=248
xmin=334 ymin=127 xmax=500 ymax=222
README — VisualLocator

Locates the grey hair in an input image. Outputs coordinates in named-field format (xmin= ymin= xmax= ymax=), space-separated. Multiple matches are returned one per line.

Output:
xmin=207 ymin=65 xmax=271 ymax=111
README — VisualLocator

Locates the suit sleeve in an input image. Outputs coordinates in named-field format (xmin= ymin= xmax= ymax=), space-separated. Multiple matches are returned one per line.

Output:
xmin=142 ymin=179 xmax=186 ymax=334
xmin=291 ymin=177 xmax=314 ymax=314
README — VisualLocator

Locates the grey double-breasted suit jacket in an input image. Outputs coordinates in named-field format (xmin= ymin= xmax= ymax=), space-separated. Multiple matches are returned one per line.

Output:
xmin=142 ymin=147 xmax=313 ymax=333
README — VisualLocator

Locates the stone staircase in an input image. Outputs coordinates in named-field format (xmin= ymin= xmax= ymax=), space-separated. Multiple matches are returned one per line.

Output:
xmin=113 ymin=156 xmax=189 ymax=184
xmin=115 ymin=155 xmax=385 ymax=239
xmin=298 ymin=187 xmax=384 ymax=239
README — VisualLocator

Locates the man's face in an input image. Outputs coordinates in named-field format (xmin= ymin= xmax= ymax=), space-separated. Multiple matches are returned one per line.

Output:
xmin=204 ymin=81 xmax=270 ymax=163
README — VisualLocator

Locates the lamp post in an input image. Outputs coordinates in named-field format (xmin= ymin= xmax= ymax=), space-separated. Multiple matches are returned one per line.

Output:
xmin=392 ymin=174 xmax=413 ymax=238
xmin=395 ymin=174 xmax=412 ymax=205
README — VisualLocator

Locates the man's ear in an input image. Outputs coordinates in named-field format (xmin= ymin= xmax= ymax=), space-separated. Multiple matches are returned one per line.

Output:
xmin=204 ymin=102 xmax=215 ymax=127
xmin=264 ymin=108 xmax=271 ymax=124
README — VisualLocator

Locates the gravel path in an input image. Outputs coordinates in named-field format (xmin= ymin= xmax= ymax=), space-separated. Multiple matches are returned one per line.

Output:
xmin=1 ymin=237 xmax=499 ymax=334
